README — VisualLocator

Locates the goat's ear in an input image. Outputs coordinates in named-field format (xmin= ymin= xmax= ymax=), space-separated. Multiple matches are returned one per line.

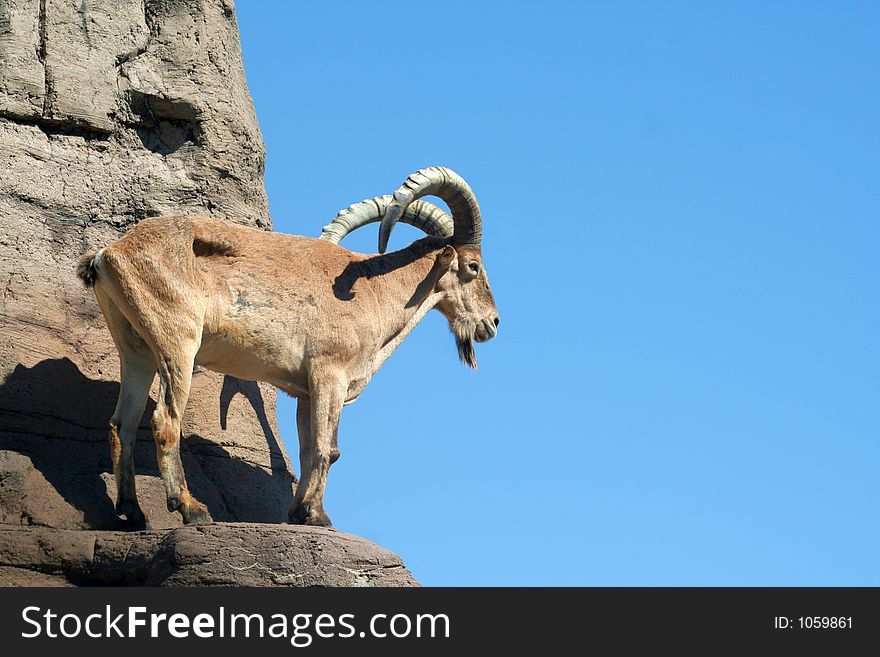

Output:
xmin=437 ymin=245 xmax=456 ymax=271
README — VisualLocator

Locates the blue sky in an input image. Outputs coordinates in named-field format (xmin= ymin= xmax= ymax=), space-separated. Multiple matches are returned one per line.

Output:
xmin=235 ymin=1 xmax=879 ymax=585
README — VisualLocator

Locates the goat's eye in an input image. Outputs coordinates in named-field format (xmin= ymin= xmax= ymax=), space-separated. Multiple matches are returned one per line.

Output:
xmin=468 ymin=261 xmax=480 ymax=274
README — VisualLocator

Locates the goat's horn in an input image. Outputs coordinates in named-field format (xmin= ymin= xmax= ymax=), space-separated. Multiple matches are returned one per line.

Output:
xmin=320 ymin=196 xmax=453 ymax=245
xmin=378 ymin=166 xmax=481 ymax=253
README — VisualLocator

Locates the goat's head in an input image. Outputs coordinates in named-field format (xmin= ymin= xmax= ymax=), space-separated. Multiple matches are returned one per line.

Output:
xmin=374 ymin=167 xmax=498 ymax=366
xmin=431 ymin=244 xmax=498 ymax=367
xmin=321 ymin=166 xmax=499 ymax=367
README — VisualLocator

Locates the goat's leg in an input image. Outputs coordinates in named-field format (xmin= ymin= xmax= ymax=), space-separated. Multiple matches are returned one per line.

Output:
xmin=289 ymin=397 xmax=313 ymax=521
xmin=289 ymin=375 xmax=345 ymax=527
xmin=108 ymin=352 xmax=154 ymax=528
xmin=330 ymin=423 xmax=340 ymax=465
xmin=94 ymin=287 xmax=154 ymax=528
xmin=151 ymin=348 xmax=211 ymax=525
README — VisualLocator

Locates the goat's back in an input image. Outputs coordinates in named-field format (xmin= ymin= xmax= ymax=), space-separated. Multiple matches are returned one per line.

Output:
xmin=106 ymin=215 xmax=356 ymax=285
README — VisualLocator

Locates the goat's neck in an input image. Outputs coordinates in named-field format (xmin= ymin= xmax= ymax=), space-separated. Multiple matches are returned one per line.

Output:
xmin=366 ymin=243 xmax=445 ymax=375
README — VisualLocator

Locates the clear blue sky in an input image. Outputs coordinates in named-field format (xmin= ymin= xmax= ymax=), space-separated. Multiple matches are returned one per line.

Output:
xmin=235 ymin=1 xmax=879 ymax=585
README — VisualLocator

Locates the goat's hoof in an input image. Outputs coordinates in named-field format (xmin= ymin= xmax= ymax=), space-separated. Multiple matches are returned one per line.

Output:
xmin=116 ymin=498 xmax=144 ymax=517
xmin=116 ymin=501 xmax=148 ymax=530
xmin=124 ymin=517 xmax=150 ymax=531
xmin=181 ymin=506 xmax=213 ymax=525
xmin=288 ymin=503 xmax=332 ymax=527
xmin=166 ymin=495 xmax=181 ymax=512
xmin=120 ymin=512 xmax=148 ymax=531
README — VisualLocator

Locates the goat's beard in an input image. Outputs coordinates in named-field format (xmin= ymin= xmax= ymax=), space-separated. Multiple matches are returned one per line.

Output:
xmin=452 ymin=318 xmax=478 ymax=369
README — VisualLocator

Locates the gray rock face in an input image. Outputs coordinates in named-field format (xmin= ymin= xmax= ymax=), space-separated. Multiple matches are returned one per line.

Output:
xmin=0 ymin=524 xmax=419 ymax=586
xmin=0 ymin=0 xmax=287 ymax=532
xmin=0 ymin=0 xmax=269 ymax=222
xmin=0 ymin=0 xmax=419 ymax=586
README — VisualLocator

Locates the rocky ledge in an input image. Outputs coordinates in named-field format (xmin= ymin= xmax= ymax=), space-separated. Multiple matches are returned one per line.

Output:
xmin=0 ymin=523 xmax=417 ymax=587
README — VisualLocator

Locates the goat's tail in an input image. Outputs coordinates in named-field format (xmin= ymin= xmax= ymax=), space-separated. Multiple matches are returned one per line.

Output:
xmin=76 ymin=249 xmax=104 ymax=288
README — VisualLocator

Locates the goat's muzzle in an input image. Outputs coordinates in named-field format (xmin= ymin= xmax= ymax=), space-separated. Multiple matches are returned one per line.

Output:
xmin=475 ymin=316 xmax=499 ymax=343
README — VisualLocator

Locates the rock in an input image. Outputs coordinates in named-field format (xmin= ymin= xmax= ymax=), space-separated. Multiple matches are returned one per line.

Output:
xmin=0 ymin=524 xmax=419 ymax=587
xmin=0 ymin=0 xmax=419 ymax=585
xmin=0 ymin=0 xmax=290 ymax=531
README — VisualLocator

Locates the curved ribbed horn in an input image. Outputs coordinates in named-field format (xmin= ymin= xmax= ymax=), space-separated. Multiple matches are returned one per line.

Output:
xmin=378 ymin=166 xmax=481 ymax=253
xmin=320 ymin=196 xmax=453 ymax=245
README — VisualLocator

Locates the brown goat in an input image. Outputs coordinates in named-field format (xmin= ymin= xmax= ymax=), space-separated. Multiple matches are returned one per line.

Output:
xmin=77 ymin=167 xmax=499 ymax=527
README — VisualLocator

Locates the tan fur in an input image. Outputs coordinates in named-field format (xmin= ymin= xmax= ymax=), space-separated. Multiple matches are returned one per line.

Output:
xmin=80 ymin=215 xmax=498 ymax=527
xmin=108 ymin=422 xmax=122 ymax=478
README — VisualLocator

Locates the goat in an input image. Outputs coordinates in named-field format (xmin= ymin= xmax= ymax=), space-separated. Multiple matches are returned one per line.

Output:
xmin=77 ymin=167 xmax=499 ymax=527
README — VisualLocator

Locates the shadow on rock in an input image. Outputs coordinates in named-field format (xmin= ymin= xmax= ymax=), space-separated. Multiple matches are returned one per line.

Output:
xmin=0 ymin=358 xmax=294 ymax=529
xmin=220 ymin=374 xmax=289 ymax=475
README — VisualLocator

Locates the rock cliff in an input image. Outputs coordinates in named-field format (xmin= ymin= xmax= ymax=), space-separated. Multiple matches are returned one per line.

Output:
xmin=0 ymin=524 xmax=417 ymax=587
xmin=0 ymin=0 xmax=416 ymax=586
